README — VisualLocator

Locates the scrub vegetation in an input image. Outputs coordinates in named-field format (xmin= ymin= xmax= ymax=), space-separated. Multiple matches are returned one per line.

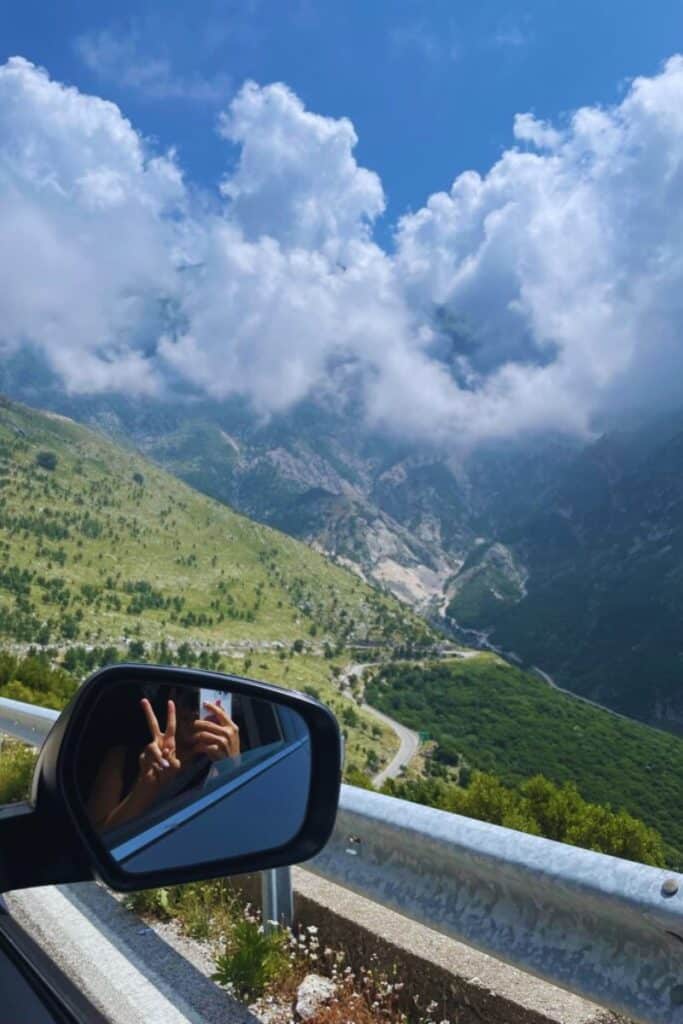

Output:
xmin=384 ymin=772 xmax=666 ymax=867
xmin=124 ymin=880 xmax=452 ymax=1022
xmin=0 ymin=398 xmax=435 ymax=651
xmin=0 ymin=736 xmax=37 ymax=804
xmin=367 ymin=656 xmax=683 ymax=865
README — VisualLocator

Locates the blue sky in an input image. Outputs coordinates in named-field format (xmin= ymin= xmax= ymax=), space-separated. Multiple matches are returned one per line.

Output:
xmin=2 ymin=2 xmax=683 ymax=444
xmin=3 ymin=0 xmax=683 ymax=237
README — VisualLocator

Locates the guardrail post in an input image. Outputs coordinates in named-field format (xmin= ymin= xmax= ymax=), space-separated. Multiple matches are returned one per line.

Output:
xmin=261 ymin=867 xmax=293 ymax=932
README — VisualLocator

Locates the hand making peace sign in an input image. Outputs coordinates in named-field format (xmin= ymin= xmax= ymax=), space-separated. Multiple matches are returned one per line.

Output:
xmin=137 ymin=697 xmax=182 ymax=792
xmin=137 ymin=694 xmax=240 ymax=797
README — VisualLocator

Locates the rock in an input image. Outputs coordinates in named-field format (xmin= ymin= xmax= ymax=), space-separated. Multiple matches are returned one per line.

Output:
xmin=295 ymin=973 xmax=337 ymax=1021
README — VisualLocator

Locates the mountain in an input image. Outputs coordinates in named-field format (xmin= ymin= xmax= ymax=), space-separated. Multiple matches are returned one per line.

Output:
xmin=447 ymin=424 xmax=683 ymax=730
xmin=128 ymin=402 xmax=683 ymax=733
xmin=0 ymin=353 xmax=576 ymax=611
xmin=4 ymin=350 xmax=683 ymax=733
xmin=0 ymin=397 xmax=435 ymax=653
xmin=0 ymin=378 xmax=467 ymax=609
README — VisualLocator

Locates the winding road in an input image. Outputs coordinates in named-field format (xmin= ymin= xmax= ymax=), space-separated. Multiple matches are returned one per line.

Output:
xmin=365 ymin=703 xmax=420 ymax=787
xmin=339 ymin=662 xmax=420 ymax=786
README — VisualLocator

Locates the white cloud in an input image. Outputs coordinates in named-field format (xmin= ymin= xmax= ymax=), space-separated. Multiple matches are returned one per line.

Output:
xmin=395 ymin=54 xmax=683 ymax=438
xmin=218 ymin=81 xmax=385 ymax=254
xmin=0 ymin=56 xmax=183 ymax=393
xmin=513 ymin=112 xmax=562 ymax=150
xmin=2 ymin=55 xmax=683 ymax=445
xmin=76 ymin=27 xmax=231 ymax=102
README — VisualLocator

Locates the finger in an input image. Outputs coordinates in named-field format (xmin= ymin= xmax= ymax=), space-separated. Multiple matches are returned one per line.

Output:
xmin=192 ymin=730 xmax=229 ymax=752
xmin=139 ymin=741 xmax=164 ymax=769
xmin=193 ymin=717 xmax=237 ymax=738
xmin=164 ymin=699 xmax=177 ymax=742
xmin=141 ymin=699 xmax=162 ymax=742
xmin=161 ymin=742 xmax=177 ymax=769
xmin=203 ymin=702 xmax=232 ymax=725
xmin=192 ymin=738 xmax=225 ymax=761
xmin=193 ymin=736 xmax=233 ymax=761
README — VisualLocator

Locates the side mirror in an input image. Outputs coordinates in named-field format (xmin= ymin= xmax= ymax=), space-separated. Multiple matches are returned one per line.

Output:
xmin=25 ymin=664 xmax=341 ymax=892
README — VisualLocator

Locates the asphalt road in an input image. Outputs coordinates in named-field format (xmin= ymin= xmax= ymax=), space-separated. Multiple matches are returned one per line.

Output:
xmin=339 ymin=662 xmax=420 ymax=786
xmin=363 ymin=703 xmax=420 ymax=787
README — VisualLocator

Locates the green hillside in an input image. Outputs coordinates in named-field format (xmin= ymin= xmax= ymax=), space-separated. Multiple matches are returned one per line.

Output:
xmin=367 ymin=655 xmax=683 ymax=862
xmin=0 ymin=398 xmax=435 ymax=651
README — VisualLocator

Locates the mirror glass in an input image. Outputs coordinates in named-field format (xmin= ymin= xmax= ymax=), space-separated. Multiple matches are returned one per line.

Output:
xmin=73 ymin=679 xmax=311 ymax=875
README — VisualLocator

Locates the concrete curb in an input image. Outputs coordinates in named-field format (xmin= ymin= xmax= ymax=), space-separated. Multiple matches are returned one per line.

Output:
xmin=7 ymin=873 xmax=630 ymax=1024
xmin=6 ymin=883 xmax=257 ymax=1024
xmin=292 ymin=867 xmax=628 ymax=1024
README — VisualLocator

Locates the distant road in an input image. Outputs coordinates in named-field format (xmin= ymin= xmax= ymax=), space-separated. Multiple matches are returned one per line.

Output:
xmin=339 ymin=662 xmax=420 ymax=786
xmin=530 ymin=665 xmax=640 ymax=726
xmin=364 ymin=703 xmax=420 ymax=787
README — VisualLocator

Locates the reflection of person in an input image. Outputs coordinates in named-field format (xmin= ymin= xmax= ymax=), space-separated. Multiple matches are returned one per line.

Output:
xmin=87 ymin=687 xmax=240 ymax=831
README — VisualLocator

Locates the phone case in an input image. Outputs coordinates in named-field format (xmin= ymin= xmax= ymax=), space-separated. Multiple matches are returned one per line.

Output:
xmin=200 ymin=688 xmax=232 ymax=721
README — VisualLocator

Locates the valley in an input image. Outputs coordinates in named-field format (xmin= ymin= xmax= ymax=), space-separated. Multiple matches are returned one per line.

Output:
xmin=0 ymin=394 xmax=680 ymax=868
xmin=367 ymin=656 xmax=683 ymax=866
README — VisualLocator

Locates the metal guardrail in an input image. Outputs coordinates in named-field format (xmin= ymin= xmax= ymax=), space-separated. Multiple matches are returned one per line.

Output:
xmin=312 ymin=787 xmax=683 ymax=1024
xmin=0 ymin=696 xmax=58 ymax=744
xmin=1 ymin=697 xmax=682 ymax=1024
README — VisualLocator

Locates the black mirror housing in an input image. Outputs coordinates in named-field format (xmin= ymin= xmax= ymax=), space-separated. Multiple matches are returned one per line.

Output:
xmin=4 ymin=664 xmax=341 ymax=893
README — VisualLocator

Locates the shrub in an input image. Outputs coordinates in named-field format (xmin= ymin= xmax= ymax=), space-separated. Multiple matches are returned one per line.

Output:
xmin=123 ymin=888 xmax=172 ymax=920
xmin=385 ymin=770 xmax=666 ymax=866
xmin=168 ymin=879 xmax=240 ymax=941
xmin=35 ymin=451 xmax=57 ymax=471
xmin=344 ymin=764 xmax=375 ymax=789
xmin=0 ymin=739 xmax=38 ymax=803
xmin=212 ymin=918 xmax=288 ymax=1000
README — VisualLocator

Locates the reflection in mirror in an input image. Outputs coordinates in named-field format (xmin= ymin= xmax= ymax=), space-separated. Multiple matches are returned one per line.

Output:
xmin=75 ymin=680 xmax=311 ymax=875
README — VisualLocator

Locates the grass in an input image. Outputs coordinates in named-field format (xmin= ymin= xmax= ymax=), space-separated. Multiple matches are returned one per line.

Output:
xmin=212 ymin=918 xmax=289 ymax=999
xmin=0 ymin=737 xmax=37 ymax=803
xmin=0 ymin=397 xmax=435 ymax=651
xmin=124 ymin=879 xmax=452 ymax=1022
xmin=367 ymin=654 xmax=683 ymax=861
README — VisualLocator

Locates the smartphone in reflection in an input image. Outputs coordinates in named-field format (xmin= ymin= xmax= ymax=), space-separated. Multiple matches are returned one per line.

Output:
xmin=200 ymin=688 xmax=232 ymax=721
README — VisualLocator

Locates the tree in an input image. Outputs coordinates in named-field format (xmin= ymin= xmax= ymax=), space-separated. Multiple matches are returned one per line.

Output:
xmin=35 ymin=451 xmax=57 ymax=471
xmin=384 ymin=770 xmax=666 ymax=867
xmin=128 ymin=640 xmax=146 ymax=660
xmin=341 ymin=705 xmax=359 ymax=728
